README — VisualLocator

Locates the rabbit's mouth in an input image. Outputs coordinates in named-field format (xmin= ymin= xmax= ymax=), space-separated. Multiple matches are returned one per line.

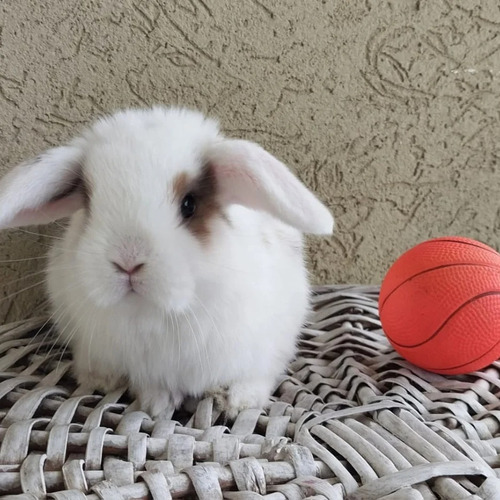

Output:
xmin=110 ymin=273 xmax=195 ymax=315
xmin=112 ymin=269 xmax=146 ymax=297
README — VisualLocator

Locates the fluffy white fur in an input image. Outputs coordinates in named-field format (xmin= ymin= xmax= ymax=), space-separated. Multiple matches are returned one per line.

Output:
xmin=0 ymin=107 xmax=333 ymax=418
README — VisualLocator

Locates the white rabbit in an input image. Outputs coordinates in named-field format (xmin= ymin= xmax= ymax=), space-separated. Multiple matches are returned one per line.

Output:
xmin=0 ymin=107 xmax=333 ymax=418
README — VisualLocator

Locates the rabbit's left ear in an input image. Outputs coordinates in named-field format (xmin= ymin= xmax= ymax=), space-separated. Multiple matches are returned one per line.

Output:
xmin=206 ymin=139 xmax=333 ymax=234
xmin=0 ymin=145 xmax=85 ymax=229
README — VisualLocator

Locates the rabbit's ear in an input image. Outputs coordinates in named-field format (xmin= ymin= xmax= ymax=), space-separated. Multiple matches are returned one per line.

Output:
xmin=0 ymin=145 xmax=85 ymax=229
xmin=206 ymin=139 xmax=333 ymax=234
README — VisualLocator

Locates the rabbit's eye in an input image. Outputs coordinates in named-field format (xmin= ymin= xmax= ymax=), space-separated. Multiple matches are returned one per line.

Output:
xmin=181 ymin=193 xmax=196 ymax=219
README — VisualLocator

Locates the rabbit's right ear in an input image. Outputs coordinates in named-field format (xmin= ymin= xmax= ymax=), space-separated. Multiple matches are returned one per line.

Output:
xmin=206 ymin=139 xmax=334 ymax=235
xmin=0 ymin=144 xmax=85 ymax=229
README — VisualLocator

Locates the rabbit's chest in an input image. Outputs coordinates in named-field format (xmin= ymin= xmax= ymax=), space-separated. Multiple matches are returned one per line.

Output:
xmin=122 ymin=323 xmax=234 ymax=393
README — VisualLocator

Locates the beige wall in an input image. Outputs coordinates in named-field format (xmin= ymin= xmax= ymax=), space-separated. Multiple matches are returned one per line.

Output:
xmin=1 ymin=0 xmax=499 ymax=321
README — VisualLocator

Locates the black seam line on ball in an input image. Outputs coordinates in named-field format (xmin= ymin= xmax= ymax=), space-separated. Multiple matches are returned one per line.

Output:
xmin=421 ymin=335 xmax=500 ymax=371
xmin=386 ymin=290 xmax=500 ymax=349
xmin=422 ymin=336 xmax=500 ymax=371
xmin=379 ymin=262 xmax=500 ymax=312
xmin=425 ymin=238 xmax=500 ymax=257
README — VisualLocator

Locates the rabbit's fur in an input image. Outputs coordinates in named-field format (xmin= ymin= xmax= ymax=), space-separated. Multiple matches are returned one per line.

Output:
xmin=0 ymin=107 xmax=333 ymax=418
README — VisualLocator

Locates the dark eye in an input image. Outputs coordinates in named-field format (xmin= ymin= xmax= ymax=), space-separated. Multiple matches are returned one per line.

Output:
xmin=180 ymin=193 xmax=196 ymax=219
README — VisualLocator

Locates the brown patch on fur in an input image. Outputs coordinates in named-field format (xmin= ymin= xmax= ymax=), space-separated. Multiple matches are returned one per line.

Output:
xmin=175 ymin=165 xmax=226 ymax=243
xmin=50 ymin=171 xmax=90 ymax=211
xmin=81 ymin=174 xmax=91 ymax=211
xmin=172 ymin=172 xmax=190 ymax=201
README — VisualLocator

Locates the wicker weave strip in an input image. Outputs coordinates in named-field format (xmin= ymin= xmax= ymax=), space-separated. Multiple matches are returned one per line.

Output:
xmin=1 ymin=285 xmax=500 ymax=498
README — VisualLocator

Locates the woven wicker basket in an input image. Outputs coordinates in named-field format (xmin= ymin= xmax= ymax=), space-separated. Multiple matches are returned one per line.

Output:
xmin=1 ymin=285 xmax=499 ymax=499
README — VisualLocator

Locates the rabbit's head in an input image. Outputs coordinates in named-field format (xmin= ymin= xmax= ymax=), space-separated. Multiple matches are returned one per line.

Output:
xmin=0 ymin=107 xmax=333 ymax=313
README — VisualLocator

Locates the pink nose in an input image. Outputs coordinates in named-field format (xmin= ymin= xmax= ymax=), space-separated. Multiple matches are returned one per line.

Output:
xmin=112 ymin=261 xmax=145 ymax=276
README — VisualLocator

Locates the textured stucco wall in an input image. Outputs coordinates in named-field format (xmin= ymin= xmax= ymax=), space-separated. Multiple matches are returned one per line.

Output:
xmin=1 ymin=0 xmax=500 ymax=321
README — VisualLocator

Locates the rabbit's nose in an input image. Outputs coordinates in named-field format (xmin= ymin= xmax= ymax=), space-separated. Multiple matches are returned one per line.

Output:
xmin=112 ymin=261 xmax=145 ymax=276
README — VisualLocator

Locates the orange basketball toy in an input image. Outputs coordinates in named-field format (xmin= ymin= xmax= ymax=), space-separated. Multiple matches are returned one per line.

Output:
xmin=379 ymin=237 xmax=500 ymax=375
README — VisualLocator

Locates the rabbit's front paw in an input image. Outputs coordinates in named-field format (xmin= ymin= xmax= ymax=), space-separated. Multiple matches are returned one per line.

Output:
xmin=209 ymin=378 xmax=273 ymax=419
xmin=75 ymin=367 xmax=126 ymax=394
xmin=137 ymin=387 xmax=183 ymax=419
